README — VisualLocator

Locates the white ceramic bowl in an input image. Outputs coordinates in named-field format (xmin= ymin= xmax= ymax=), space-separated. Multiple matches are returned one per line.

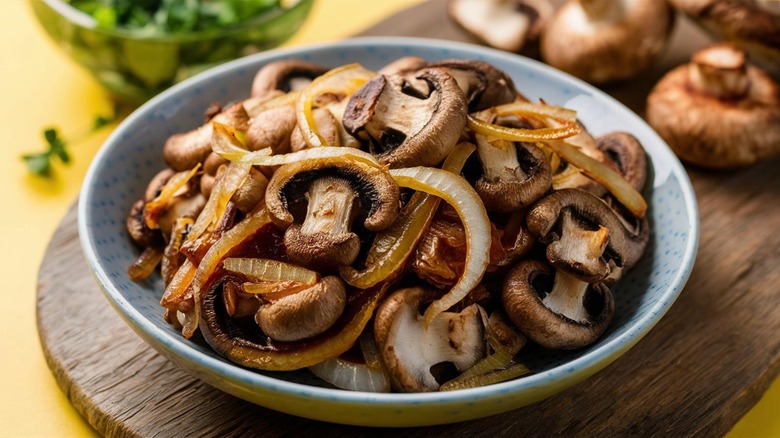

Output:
xmin=78 ymin=37 xmax=699 ymax=427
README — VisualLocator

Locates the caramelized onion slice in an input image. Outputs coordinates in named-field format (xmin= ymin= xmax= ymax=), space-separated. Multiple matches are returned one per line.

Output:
xmin=144 ymin=165 xmax=200 ymax=229
xmin=127 ymin=247 xmax=163 ymax=281
xmin=296 ymin=63 xmax=376 ymax=147
xmin=308 ymin=332 xmax=391 ymax=393
xmin=223 ymin=258 xmax=318 ymax=285
xmin=388 ymin=167 xmax=491 ymax=326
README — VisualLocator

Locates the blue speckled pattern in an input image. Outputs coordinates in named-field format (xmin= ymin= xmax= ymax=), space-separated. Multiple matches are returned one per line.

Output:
xmin=78 ymin=37 xmax=699 ymax=427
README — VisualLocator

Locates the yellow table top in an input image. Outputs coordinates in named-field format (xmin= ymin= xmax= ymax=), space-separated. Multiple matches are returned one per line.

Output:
xmin=0 ymin=0 xmax=778 ymax=436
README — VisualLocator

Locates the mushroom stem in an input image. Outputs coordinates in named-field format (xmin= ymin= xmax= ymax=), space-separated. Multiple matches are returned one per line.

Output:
xmin=689 ymin=44 xmax=750 ymax=99
xmin=543 ymin=270 xmax=591 ymax=324
xmin=475 ymin=134 xmax=524 ymax=182
xmin=546 ymin=208 xmax=610 ymax=282
xmin=299 ymin=178 xmax=358 ymax=236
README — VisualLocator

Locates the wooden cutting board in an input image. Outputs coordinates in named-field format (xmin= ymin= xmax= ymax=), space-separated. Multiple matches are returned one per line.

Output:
xmin=37 ymin=1 xmax=780 ymax=436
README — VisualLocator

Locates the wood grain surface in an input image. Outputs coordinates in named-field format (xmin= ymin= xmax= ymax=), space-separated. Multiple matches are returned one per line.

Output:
xmin=37 ymin=1 xmax=780 ymax=436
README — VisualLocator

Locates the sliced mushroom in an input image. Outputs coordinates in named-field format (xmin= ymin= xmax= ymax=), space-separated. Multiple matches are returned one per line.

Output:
xmin=127 ymin=198 xmax=157 ymax=247
xmin=343 ymin=68 xmax=468 ymax=168
xmin=472 ymin=112 xmax=552 ymax=212
xmin=647 ymin=43 xmax=780 ymax=168
xmin=266 ymin=156 xmax=400 ymax=269
xmin=540 ymin=0 xmax=674 ymax=83
xmin=448 ymin=0 xmax=553 ymax=53
xmin=163 ymin=103 xmax=249 ymax=171
xmin=526 ymin=188 xmax=648 ymax=282
xmin=502 ymin=259 xmax=614 ymax=349
xmin=670 ymin=0 xmax=780 ymax=76
xmin=255 ymin=276 xmax=347 ymax=342
xmin=428 ymin=59 xmax=519 ymax=111
xmin=374 ymin=287 xmax=486 ymax=392
xmin=595 ymin=132 xmax=648 ymax=192
xmin=251 ymin=60 xmax=329 ymax=98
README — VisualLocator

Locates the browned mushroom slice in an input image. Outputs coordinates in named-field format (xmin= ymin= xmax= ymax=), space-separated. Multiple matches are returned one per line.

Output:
xmin=163 ymin=102 xmax=249 ymax=172
xmin=526 ymin=188 xmax=648 ymax=282
xmin=540 ymin=0 xmax=674 ymax=83
xmin=670 ymin=0 xmax=780 ymax=75
xmin=374 ymin=287 xmax=486 ymax=392
xmin=343 ymin=68 xmax=467 ymax=168
xmin=596 ymin=132 xmax=648 ymax=192
xmin=255 ymin=276 xmax=347 ymax=342
xmin=428 ymin=59 xmax=519 ymax=111
xmin=250 ymin=60 xmax=329 ymax=98
xmin=127 ymin=198 xmax=158 ymax=247
xmin=502 ymin=259 xmax=614 ymax=350
xmin=647 ymin=43 xmax=780 ymax=168
xmin=472 ymin=121 xmax=552 ymax=212
xmin=265 ymin=156 xmax=400 ymax=270
xmin=448 ymin=0 xmax=553 ymax=53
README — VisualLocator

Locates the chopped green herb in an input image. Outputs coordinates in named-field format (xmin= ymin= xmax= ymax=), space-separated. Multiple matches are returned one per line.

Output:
xmin=23 ymin=112 xmax=118 ymax=177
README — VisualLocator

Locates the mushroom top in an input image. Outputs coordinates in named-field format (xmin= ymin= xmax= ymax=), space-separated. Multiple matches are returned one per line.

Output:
xmin=343 ymin=68 xmax=468 ymax=168
xmin=251 ymin=60 xmax=329 ymax=98
xmin=540 ymin=0 xmax=674 ymax=83
xmin=646 ymin=43 xmax=780 ymax=168
xmin=265 ymin=156 xmax=400 ymax=232
xmin=428 ymin=59 xmax=519 ymax=111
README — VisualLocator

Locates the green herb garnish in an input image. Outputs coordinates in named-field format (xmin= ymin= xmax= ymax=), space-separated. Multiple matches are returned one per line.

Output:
xmin=23 ymin=112 xmax=118 ymax=177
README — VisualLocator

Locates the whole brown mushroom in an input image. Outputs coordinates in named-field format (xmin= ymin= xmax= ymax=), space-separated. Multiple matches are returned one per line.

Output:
xmin=540 ymin=0 xmax=674 ymax=83
xmin=647 ymin=43 xmax=780 ymax=168
xmin=448 ymin=0 xmax=553 ymax=53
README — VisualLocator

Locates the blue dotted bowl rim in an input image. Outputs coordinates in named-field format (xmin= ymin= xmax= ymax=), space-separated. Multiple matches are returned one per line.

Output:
xmin=78 ymin=37 xmax=699 ymax=408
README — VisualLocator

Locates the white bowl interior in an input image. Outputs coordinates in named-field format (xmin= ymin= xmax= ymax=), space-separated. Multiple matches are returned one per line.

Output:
xmin=78 ymin=37 xmax=698 ymax=424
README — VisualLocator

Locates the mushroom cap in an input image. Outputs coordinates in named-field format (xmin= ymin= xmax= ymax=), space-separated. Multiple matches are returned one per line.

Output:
xmin=448 ymin=0 xmax=554 ymax=53
xmin=374 ymin=287 xmax=485 ymax=392
xmin=526 ymin=188 xmax=649 ymax=278
xmin=475 ymin=140 xmax=552 ymax=212
xmin=265 ymin=156 xmax=400 ymax=232
xmin=646 ymin=46 xmax=780 ymax=168
xmin=595 ymin=131 xmax=648 ymax=192
xmin=428 ymin=59 xmax=518 ymax=111
xmin=343 ymin=68 xmax=468 ymax=168
xmin=540 ymin=0 xmax=674 ymax=83
xmin=670 ymin=0 xmax=780 ymax=73
xmin=163 ymin=103 xmax=249 ymax=171
xmin=255 ymin=276 xmax=347 ymax=342
xmin=126 ymin=198 xmax=158 ymax=247
xmin=251 ymin=60 xmax=329 ymax=98
xmin=284 ymin=224 xmax=361 ymax=271
xmin=245 ymin=105 xmax=297 ymax=154
xmin=502 ymin=259 xmax=614 ymax=350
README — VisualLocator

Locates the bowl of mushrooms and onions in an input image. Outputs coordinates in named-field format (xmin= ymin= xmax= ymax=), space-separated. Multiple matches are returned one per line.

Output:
xmin=79 ymin=38 xmax=698 ymax=426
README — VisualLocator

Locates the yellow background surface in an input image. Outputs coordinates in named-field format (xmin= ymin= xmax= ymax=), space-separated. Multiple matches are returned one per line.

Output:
xmin=0 ymin=0 xmax=778 ymax=436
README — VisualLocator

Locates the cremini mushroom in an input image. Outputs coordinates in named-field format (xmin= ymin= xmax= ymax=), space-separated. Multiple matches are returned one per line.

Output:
xmin=228 ymin=167 xmax=268 ymax=214
xmin=448 ymin=0 xmax=553 ymax=53
xmin=596 ymin=132 xmax=648 ymax=192
xmin=378 ymin=56 xmax=428 ymax=76
xmin=526 ymin=188 xmax=649 ymax=283
xmin=250 ymin=59 xmax=329 ymax=98
xmin=199 ymin=152 xmax=229 ymax=197
xmin=255 ymin=276 xmax=347 ymax=342
xmin=428 ymin=59 xmax=519 ymax=111
xmin=670 ymin=0 xmax=780 ymax=76
xmin=343 ymin=68 xmax=468 ymax=168
xmin=646 ymin=43 xmax=780 ymax=168
xmin=289 ymin=107 xmax=343 ymax=152
xmin=163 ymin=102 xmax=249 ymax=171
xmin=127 ymin=168 xmax=175 ymax=246
xmin=540 ymin=0 xmax=674 ymax=83
xmin=550 ymin=122 xmax=609 ymax=197
xmin=245 ymin=105 xmax=297 ymax=154
xmin=471 ymin=112 xmax=552 ymax=212
xmin=265 ymin=156 xmax=400 ymax=270
xmin=502 ymin=259 xmax=614 ymax=349
xmin=374 ymin=287 xmax=486 ymax=392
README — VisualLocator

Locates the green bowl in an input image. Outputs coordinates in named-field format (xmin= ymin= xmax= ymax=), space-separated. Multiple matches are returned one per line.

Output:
xmin=30 ymin=0 xmax=314 ymax=103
